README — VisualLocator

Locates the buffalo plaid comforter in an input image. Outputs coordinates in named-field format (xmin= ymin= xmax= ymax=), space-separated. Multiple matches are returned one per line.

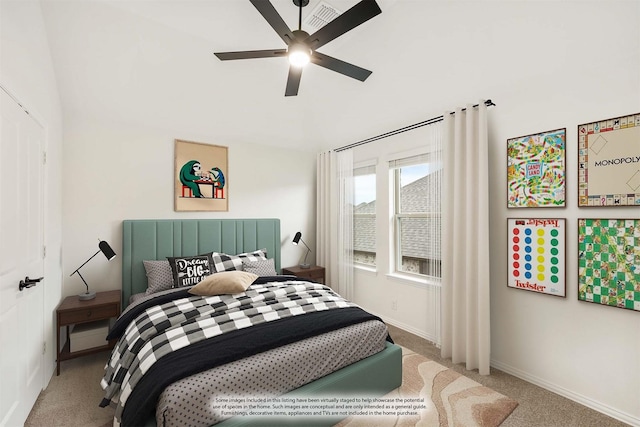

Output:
xmin=100 ymin=276 xmax=385 ymax=426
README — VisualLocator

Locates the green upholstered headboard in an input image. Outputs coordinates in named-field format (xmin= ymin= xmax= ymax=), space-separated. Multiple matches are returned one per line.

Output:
xmin=122 ymin=219 xmax=281 ymax=308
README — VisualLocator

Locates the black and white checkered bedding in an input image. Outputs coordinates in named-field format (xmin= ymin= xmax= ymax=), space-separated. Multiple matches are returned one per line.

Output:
xmin=100 ymin=278 xmax=386 ymax=427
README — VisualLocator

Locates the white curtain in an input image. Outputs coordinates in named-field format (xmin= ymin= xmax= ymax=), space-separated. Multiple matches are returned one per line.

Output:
xmin=441 ymin=101 xmax=491 ymax=375
xmin=316 ymin=150 xmax=354 ymax=299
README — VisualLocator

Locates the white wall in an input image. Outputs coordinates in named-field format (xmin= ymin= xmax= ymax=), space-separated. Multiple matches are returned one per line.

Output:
xmin=347 ymin=1 xmax=640 ymax=425
xmin=0 ymin=0 xmax=64 ymax=381
xmin=61 ymin=116 xmax=317 ymax=297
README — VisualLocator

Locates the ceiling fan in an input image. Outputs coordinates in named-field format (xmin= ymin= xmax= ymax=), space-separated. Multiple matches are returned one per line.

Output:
xmin=214 ymin=0 xmax=382 ymax=96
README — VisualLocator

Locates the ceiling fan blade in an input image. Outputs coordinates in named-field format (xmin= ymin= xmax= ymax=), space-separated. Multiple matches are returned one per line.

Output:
xmin=304 ymin=0 xmax=381 ymax=50
xmin=310 ymin=52 xmax=372 ymax=81
xmin=250 ymin=0 xmax=295 ymax=45
xmin=285 ymin=66 xmax=303 ymax=97
xmin=214 ymin=49 xmax=287 ymax=60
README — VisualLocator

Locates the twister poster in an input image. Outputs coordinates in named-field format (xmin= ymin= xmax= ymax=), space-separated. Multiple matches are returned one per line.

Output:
xmin=174 ymin=139 xmax=228 ymax=212
xmin=507 ymin=218 xmax=566 ymax=297
xmin=507 ymin=128 xmax=566 ymax=208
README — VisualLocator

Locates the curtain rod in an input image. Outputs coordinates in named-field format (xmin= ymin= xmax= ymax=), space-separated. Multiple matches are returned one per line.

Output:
xmin=334 ymin=99 xmax=496 ymax=152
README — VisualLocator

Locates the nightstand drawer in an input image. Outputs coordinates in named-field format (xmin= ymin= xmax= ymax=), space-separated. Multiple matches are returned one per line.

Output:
xmin=282 ymin=266 xmax=325 ymax=284
xmin=58 ymin=305 xmax=119 ymax=325
xmin=296 ymin=270 xmax=324 ymax=280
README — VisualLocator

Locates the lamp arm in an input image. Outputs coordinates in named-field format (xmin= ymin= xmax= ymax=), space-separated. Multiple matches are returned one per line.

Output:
xmin=72 ymin=269 xmax=90 ymax=293
xmin=70 ymin=249 xmax=101 ymax=294
xmin=299 ymin=238 xmax=311 ymax=252
xmin=300 ymin=238 xmax=312 ymax=266
xmin=69 ymin=249 xmax=101 ymax=277
xmin=303 ymin=247 xmax=310 ymax=265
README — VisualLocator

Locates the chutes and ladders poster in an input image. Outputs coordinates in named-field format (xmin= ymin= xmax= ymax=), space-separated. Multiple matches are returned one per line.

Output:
xmin=578 ymin=218 xmax=640 ymax=312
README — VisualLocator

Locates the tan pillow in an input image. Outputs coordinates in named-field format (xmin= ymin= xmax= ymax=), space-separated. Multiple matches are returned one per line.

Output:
xmin=188 ymin=271 xmax=258 ymax=296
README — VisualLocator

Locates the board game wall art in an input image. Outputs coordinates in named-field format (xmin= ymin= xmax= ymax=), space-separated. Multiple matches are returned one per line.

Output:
xmin=507 ymin=128 xmax=566 ymax=208
xmin=507 ymin=218 xmax=566 ymax=297
xmin=578 ymin=113 xmax=640 ymax=206
xmin=578 ymin=219 xmax=640 ymax=312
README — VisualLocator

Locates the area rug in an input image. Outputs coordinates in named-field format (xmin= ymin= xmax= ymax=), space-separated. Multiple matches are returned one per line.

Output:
xmin=335 ymin=347 xmax=518 ymax=427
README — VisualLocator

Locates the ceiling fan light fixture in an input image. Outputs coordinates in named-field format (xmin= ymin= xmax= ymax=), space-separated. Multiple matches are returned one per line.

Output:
xmin=213 ymin=0 xmax=382 ymax=96
xmin=288 ymin=43 xmax=312 ymax=67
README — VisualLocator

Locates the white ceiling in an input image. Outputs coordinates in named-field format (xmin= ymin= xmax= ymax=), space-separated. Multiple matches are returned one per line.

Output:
xmin=40 ymin=0 xmax=420 ymax=152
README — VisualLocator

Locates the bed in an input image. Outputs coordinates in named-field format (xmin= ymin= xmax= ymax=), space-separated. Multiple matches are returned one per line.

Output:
xmin=103 ymin=219 xmax=402 ymax=427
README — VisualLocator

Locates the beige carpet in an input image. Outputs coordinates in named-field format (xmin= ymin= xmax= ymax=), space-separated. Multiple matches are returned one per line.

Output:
xmin=25 ymin=351 xmax=114 ymax=427
xmin=26 ymin=347 xmax=517 ymax=427
xmin=336 ymin=347 xmax=518 ymax=427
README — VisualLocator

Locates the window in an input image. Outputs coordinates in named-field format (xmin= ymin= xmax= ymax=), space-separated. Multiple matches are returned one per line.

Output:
xmin=353 ymin=165 xmax=376 ymax=267
xmin=390 ymin=154 xmax=441 ymax=278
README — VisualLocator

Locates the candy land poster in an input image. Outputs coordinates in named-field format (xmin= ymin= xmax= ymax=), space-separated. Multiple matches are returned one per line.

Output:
xmin=507 ymin=128 xmax=565 ymax=208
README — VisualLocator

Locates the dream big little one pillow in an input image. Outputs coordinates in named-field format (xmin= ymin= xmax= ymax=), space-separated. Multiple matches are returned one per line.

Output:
xmin=167 ymin=253 xmax=214 ymax=288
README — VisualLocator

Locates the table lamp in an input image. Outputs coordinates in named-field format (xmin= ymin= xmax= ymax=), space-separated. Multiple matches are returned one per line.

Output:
xmin=70 ymin=239 xmax=116 ymax=300
xmin=292 ymin=232 xmax=311 ymax=269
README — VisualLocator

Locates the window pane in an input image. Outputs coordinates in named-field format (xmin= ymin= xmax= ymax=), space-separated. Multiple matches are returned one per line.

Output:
xmin=398 ymin=217 xmax=441 ymax=277
xmin=399 ymin=164 xmax=430 ymax=214
xmin=391 ymin=157 xmax=442 ymax=278
xmin=354 ymin=215 xmax=376 ymax=266
xmin=354 ymin=173 xmax=376 ymax=205
xmin=354 ymin=172 xmax=376 ymax=266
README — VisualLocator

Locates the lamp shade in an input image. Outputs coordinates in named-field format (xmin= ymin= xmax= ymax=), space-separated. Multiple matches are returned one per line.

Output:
xmin=292 ymin=232 xmax=302 ymax=245
xmin=99 ymin=240 xmax=116 ymax=260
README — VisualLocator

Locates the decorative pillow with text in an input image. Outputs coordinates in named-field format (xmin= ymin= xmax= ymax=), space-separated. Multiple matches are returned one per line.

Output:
xmin=167 ymin=253 xmax=214 ymax=288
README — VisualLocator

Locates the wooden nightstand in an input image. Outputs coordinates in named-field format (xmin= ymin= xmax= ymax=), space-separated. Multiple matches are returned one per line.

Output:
xmin=282 ymin=265 xmax=326 ymax=284
xmin=55 ymin=290 xmax=121 ymax=375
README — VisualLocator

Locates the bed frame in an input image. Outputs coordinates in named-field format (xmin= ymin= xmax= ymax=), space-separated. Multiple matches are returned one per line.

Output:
xmin=122 ymin=219 xmax=402 ymax=427
xmin=122 ymin=219 xmax=282 ymax=308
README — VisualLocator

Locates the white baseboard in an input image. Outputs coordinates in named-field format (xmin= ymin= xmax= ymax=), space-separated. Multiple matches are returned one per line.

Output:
xmin=43 ymin=360 xmax=55 ymax=389
xmin=491 ymin=358 xmax=640 ymax=427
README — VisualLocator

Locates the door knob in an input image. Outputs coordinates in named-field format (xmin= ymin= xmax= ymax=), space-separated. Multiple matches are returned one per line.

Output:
xmin=19 ymin=276 xmax=43 ymax=291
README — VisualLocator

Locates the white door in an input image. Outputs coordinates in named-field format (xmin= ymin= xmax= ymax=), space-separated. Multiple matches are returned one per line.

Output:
xmin=0 ymin=88 xmax=45 ymax=427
